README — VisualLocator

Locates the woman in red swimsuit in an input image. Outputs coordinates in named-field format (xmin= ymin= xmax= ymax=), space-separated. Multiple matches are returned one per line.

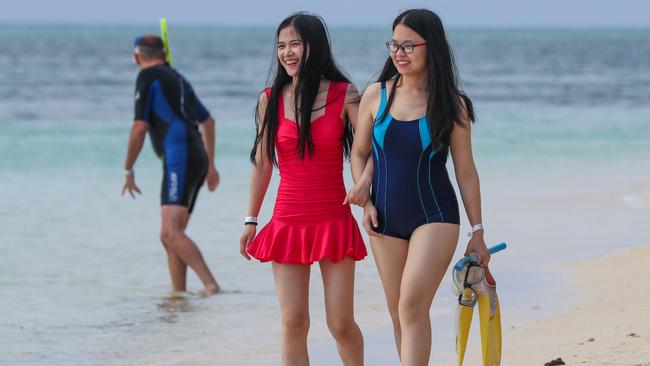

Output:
xmin=239 ymin=12 xmax=368 ymax=366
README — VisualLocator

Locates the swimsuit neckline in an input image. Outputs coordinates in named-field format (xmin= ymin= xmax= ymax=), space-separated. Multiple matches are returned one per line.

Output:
xmin=279 ymin=81 xmax=341 ymax=126
xmin=389 ymin=112 xmax=424 ymax=123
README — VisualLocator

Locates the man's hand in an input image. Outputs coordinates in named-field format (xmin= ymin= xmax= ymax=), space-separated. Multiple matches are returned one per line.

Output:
xmin=122 ymin=121 xmax=148 ymax=199
xmin=122 ymin=173 xmax=142 ymax=198
xmin=206 ymin=165 xmax=220 ymax=192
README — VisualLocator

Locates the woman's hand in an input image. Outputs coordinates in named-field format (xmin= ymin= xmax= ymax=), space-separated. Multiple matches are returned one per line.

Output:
xmin=239 ymin=225 xmax=256 ymax=260
xmin=464 ymin=230 xmax=490 ymax=267
xmin=361 ymin=203 xmax=381 ymax=237
xmin=343 ymin=178 xmax=371 ymax=207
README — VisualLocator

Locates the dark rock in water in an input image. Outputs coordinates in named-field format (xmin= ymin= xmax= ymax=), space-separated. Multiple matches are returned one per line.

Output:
xmin=544 ymin=358 xmax=566 ymax=366
xmin=587 ymin=337 xmax=595 ymax=342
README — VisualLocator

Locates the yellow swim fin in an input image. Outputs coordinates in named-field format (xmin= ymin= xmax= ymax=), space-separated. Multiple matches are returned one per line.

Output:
xmin=478 ymin=268 xmax=502 ymax=366
xmin=454 ymin=245 xmax=506 ymax=366
xmin=456 ymin=290 xmax=474 ymax=365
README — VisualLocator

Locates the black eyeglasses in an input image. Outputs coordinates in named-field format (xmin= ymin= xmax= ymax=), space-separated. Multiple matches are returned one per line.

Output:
xmin=385 ymin=41 xmax=427 ymax=54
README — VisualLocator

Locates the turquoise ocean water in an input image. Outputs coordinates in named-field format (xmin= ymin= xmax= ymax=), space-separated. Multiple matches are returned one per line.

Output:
xmin=1 ymin=25 xmax=649 ymax=365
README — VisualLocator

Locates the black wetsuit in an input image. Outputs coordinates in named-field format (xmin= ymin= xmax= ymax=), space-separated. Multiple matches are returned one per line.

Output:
xmin=134 ymin=64 xmax=210 ymax=213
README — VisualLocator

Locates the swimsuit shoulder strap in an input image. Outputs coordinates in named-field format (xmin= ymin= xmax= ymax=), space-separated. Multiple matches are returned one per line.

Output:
xmin=327 ymin=81 xmax=348 ymax=119
xmin=375 ymin=81 xmax=388 ymax=122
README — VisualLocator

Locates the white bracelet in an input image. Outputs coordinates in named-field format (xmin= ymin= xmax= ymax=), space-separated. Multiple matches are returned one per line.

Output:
xmin=467 ymin=223 xmax=483 ymax=237
xmin=125 ymin=169 xmax=134 ymax=176
xmin=244 ymin=216 xmax=258 ymax=225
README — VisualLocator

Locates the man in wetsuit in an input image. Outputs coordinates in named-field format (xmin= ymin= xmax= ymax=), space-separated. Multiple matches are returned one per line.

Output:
xmin=122 ymin=35 xmax=220 ymax=296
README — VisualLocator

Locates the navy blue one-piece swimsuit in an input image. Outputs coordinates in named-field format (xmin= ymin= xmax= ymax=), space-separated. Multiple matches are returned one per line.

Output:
xmin=371 ymin=81 xmax=460 ymax=240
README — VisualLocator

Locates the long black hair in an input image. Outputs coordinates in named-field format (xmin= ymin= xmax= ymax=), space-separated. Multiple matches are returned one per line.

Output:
xmin=250 ymin=12 xmax=354 ymax=165
xmin=377 ymin=9 xmax=475 ymax=150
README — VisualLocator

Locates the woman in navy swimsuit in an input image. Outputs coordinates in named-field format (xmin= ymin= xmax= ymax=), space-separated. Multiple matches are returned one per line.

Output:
xmin=346 ymin=8 xmax=491 ymax=365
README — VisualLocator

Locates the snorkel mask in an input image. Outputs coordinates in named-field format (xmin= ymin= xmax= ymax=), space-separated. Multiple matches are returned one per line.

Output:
xmin=452 ymin=243 xmax=507 ymax=307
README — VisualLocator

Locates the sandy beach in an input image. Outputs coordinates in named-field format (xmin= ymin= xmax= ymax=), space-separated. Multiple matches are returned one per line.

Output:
xmin=460 ymin=244 xmax=650 ymax=366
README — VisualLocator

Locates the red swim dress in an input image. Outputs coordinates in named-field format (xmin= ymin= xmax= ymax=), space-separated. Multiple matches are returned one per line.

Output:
xmin=247 ymin=81 xmax=367 ymax=264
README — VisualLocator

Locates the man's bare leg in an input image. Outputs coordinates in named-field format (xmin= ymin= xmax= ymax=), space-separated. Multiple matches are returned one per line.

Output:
xmin=160 ymin=211 xmax=190 ymax=293
xmin=166 ymin=250 xmax=188 ymax=293
xmin=160 ymin=205 xmax=220 ymax=296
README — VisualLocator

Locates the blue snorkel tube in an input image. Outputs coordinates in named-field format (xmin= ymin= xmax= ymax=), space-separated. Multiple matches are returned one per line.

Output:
xmin=453 ymin=242 xmax=507 ymax=272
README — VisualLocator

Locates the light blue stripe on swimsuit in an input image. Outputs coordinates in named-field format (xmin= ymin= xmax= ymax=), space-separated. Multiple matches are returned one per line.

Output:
xmin=370 ymin=81 xmax=460 ymax=240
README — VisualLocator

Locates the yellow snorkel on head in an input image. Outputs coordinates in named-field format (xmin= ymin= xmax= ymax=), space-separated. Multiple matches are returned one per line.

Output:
xmin=160 ymin=18 xmax=173 ymax=65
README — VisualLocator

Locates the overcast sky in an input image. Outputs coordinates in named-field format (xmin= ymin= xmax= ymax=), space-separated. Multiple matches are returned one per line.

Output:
xmin=1 ymin=0 xmax=649 ymax=27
